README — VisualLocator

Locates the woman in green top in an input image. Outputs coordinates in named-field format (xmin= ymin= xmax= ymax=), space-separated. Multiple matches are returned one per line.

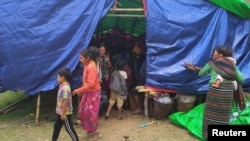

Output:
xmin=183 ymin=46 xmax=245 ymax=140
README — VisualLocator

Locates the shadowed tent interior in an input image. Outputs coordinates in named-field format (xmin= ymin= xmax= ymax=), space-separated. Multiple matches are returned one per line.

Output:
xmin=89 ymin=0 xmax=146 ymax=56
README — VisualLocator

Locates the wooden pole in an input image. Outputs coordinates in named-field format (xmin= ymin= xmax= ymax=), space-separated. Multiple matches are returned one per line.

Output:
xmin=35 ymin=93 xmax=41 ymax=123
xmin=138 ymin=88 xmax=151 ymax=119
xmin=110 ymin=8 xmax=144 ymax=12
xmin=144 ymin=92 xmax=149 ymax=119
xmin=106 ymin=14 xmax=145 ymax=18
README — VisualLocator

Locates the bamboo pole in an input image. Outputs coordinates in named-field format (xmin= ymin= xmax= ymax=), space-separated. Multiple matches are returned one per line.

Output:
xmin=35 ymin=93 xmax=41 ymax=123
xmin=106 ymin=14 xmax=145 ymax=18
xmin=110 ymin=8 xmax=144 ymax=11
xmin=138 ymin=88 xmax=152 ymax=119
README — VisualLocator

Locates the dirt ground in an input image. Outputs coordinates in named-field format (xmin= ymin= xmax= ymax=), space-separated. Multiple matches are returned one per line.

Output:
xmin=0 ymin=90 xmax=203 ymax=141
xmin=0 ymin=108 xmax=200 ymax=141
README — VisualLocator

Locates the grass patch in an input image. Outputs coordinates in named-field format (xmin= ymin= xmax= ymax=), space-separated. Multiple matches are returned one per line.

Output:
xmin=0 ymin=91 xmax=27 ymax=109
xmin=0 ymin=89 xmax=78 ymax=122
xmin=0 ymin=91 xmax=35 ymax=122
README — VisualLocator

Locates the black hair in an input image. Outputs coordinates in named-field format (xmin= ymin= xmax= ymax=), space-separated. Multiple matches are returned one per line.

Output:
xmin=220 ymin=46 xmax=233 ymax=57
xmin=214 ymin=45 xmax=233 ymax=57
xmin=87 ymin=46 xmax=99 ymax=63
xmin=99 ymin=42 xmax=106 ymax=48
xmin=80 ymin=49 xmax=91 ymax=59
xmin=58 ymin=67 xmax=72 ymax=82
xmin=115 ymin=60 xmax=127 ymax=70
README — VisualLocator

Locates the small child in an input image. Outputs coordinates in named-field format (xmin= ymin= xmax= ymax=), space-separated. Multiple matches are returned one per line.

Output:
xmin=105 ymin=60 xmax=128 ymax=120
xmin=52 ymin=68 xmax=79 ymax=141
xmin=211 ymin=47 xmax=237 ymax=90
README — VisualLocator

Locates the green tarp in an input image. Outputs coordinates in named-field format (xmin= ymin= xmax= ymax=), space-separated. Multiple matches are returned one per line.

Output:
xmin=169 ymin=103 xmax=250 ymax=140
xmin=94 ymin=0 xmax=145 ymax=37
xmin=209 ymin=0 xmax=250 ymax=18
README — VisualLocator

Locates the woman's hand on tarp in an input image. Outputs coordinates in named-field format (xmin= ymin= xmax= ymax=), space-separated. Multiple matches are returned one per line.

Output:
xmin=182 ymin=60 xmax=201 ymax=71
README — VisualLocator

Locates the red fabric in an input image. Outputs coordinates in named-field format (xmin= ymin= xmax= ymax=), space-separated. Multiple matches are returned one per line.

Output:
xmin=144 ymin=86 xmax=177 ymax=93
xmin=78 ymin=91 xmax=101 ymax=132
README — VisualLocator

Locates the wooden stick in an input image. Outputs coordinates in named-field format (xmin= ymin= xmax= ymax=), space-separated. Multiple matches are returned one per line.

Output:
xmin=140 ymin=121 xmax=157 ymax=128
xmin=144 ymin=92 xmax=149 ymax=119
xmin=35 ymin=93 xmax=41 ymax=123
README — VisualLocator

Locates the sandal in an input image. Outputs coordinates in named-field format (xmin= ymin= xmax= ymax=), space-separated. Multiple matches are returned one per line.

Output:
xmin=117 ymin=114 xmax=126 ymax=120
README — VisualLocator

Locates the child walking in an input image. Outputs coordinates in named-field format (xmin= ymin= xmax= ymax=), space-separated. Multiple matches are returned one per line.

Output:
xmin=52 ymin=68 xmax=79 ymax=141
xmin=105 ymin=60 xmax=128 ymax=120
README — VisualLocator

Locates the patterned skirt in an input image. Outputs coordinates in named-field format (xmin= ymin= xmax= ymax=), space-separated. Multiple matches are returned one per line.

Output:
xmin=202 ymin=83 xmax=234 ymax=140
xmin=78 ymin=90 xmax=101 ymax=132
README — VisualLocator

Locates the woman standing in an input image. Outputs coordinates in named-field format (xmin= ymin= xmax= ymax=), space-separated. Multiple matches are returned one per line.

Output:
xmin=72 ymin=48 xmax=101 ymax=140
xmin=98 ymin=44 xmax=112 ymax=84
xmin=183 ymin=46 xmax=245 ymax=140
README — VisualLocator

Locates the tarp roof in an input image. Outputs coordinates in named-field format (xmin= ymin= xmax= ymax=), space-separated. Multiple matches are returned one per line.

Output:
xmin=0 ymin=0 xmax=250 ymax=95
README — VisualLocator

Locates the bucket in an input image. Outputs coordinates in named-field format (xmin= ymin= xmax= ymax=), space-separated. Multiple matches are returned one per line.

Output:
xmin=176 ymin=101 xmax=195 ymax=112
xmin=175 ymin=94 xmax=196 ymax=112
xmin=153 ymin=100 xmax=173 ymax=120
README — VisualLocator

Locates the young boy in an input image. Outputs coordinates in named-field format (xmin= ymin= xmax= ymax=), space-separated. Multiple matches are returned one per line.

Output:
xmin=52 ymin=68 xmax=79 ymax=141
xmin=105 ymin=60 xmax=128 ymax=120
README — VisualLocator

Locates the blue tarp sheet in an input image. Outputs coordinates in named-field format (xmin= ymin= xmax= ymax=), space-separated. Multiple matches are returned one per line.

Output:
xmin=0 ymin=0 xmax=114 ymax=95
xmin=0 ymin=0 xmax=250 ymax=96
xmin=145 ymin=0 xmax=250 ymax=95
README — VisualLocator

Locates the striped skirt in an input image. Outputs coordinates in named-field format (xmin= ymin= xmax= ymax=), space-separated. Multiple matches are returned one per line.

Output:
xmin=202 ymin=83 xmax=234 ymax=140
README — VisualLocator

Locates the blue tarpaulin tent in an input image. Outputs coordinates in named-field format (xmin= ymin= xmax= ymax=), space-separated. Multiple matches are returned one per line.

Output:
xmin=0 ymin=0 xmax=114 ymax=95
xmin=0 ymin=0 xmax=250 ymax=96
xmin=145 ymin=0 xmax=250 ymax=94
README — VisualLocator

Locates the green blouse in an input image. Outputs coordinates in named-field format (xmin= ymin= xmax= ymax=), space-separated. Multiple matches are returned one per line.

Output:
xmin=199 ymin=63 xmax=245 ymax=84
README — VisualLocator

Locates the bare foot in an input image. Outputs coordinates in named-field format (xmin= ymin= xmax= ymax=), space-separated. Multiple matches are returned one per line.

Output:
xmin=76 ymin=119 xmax=81 ymax=125
xmin=211 ymin=84 xmax=219 ymax=88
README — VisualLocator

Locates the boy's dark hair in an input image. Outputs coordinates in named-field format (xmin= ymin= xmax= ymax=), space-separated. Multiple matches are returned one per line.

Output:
xmin=58 ymin=68 xmax=72 ymax=82
xmin=115 ymin=60 xmax=127 ymax=70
